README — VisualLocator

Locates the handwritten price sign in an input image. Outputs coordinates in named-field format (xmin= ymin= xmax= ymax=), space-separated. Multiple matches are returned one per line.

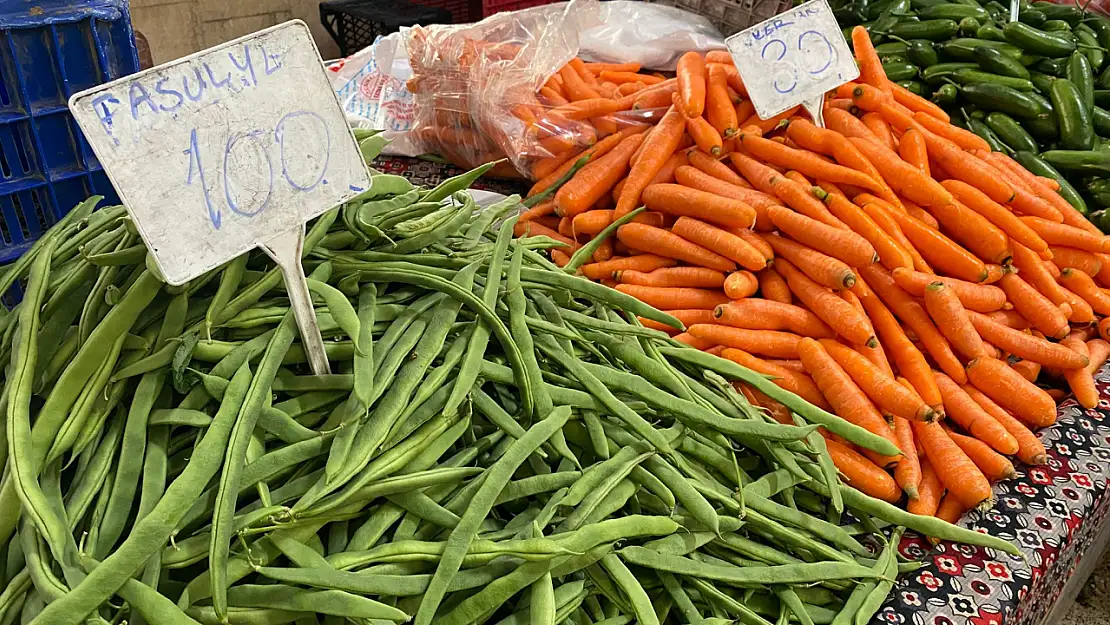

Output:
xmin=725 ymin=0 xmax=858 ymax=126
xmin=69 ymin=20 xmax=369 ymax=285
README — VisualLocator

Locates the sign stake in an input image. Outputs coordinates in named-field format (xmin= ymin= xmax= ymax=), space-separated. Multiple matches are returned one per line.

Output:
xmin=260 ymin=224 xmax=331 ymax=375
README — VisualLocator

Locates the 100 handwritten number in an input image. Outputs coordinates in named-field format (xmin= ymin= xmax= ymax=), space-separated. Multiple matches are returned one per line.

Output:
xmin=762 ymin=30 xmax=835 ymax=94
xmin=185 ymin=111 xmax=331 ymax=229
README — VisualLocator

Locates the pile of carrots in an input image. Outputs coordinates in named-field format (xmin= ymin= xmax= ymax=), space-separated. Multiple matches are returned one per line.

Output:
xmin=514 ymin=28 xmax=1110 ymax=525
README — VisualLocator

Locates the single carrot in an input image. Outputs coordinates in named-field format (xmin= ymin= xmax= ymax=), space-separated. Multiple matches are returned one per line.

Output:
xmin=903 ymin=199 xmax=940 ymax=229
xmin=642 ymin=183 xmax=756 ymax=228
xmin=924 ymin=281 xmax=989 ymax=360
xmin=965 ymin=311 xmax=1087 ymax=370
xmin=638 ymin=309 xmax=715 ymax=333
xmin=671 ymin=216 xmax=767 ymax=271
xmin=858 ymin=265 xmax=967 ymax=384
xmin=987 ymin=151 xmax=1081 ymax=226
xmin=861 ymin=112 xmax=896 ymax=150
xmin=734 ymin=99 xmax=755 ymax=126
xmin=720 ymin=347 xmax=831 ymax=409
xmin=912 ymin=420 xmax=993 ymax=508
xmin=867 ymin=197 xmax=988 ymax=282
xmin=1013 ymin=358 xmax=1043 ymax=382
xmin=1060 ymin=334 xmax=1098 ymax=409
xmin=927 ymin=196 xmax=1013 ymax=265
xmin=741 ymin=106 xmax=799 ymax=134
xmin=891 ymin=268 xmax=1005 ymax=313
xmin=852 ymin=26 xmax=893 ymax=95
xmin=520 ymin=199 xmax=557 ymax=223
xmin=966 ymin=357 xmax=1057 ymax=428
xmin=890 ymin=81 xmax=950 ymax=122
xmin=912 ymin=111 xmax=990 ymax=152
xmin=853 ymin=276 xmax=944 ymax=412
xmin=1022 ymin=217 xmax=1110 ymax=253
xmin=674 ymin=332 xmax=717 ymax=350
xmin=629 ymin=80 xmax=680 ymax=110
xmin=856 ymin=200 xmax=932 ymax=273
xmin=686 ymin=151 xmax=749 ymax=187
xmin=821 ymin=339 xmax=936 ymax=422
xmin=738 ymin=132 xmax=885 ymax=193
xmin=599 ymin=70 xmax=663 ymax=85
xmin=934 ymin=492 xmax=970 ymax=527
xmin=893 ymin=414 xmax=921 ymax=498
xmin=767 ymin=205 xmax=876 ymax=268
xmin=1049 ymin=246 xmax=1103 ymax=276
xmin=964 ymin=386 xmax=1047 ymax=465
xmin=763 ymin=233 xmax=856 ymax=290
xmin=758 ymin=267 xmax=791 ymax=304
xmin=998 ymin=272 xmax=1070 ymax=339
xmin=688 ymin=324 xmax=803 ymax=358
xmin=898 ymin=127 xmax=930 ymax=176
xmin=942 ymin=180 xmax=1049 ymax=255
xmin=553 ymin=98 xmax=624 ymax=120
xmin=1059 ymin=267 xmax=1110 ymax=316
xmin=776 ymin=259 xmax=876 ymax=346
xmin=555 ymin=133 xmax=645 ymax=217
xmin=784 ymin=118 xmax=903 ymax=206
xmin=528 ymin=125 xmax=646 ymax=198
xmin=615 ymin=284 xmax=729 ymax=310
xmin=967 ymin=150 xmax=1064 ymax=222
xmin=705 ymin=51 xmax=734 ymax=65
xmin=1010 ymin=243 xmax=1094 ymax=323
xmin=674 ymin=166 xmax=779 ymax=232
xmin=615 ymin=106 xmax=686 ymax=218
xmin=735 ymin=228 xmax=773 ymax=261
xmin=514 ymin=220 xmax=576 ymax=249
xmin=847 ymin=135 xmax=956 ymax=210
xmin=824 ymin=437 xmax=902 ymax=502
xmin=585 ymin=62 xmax=642 ymax=73
xmin=676 ymin=52 xmax=707 ymax=117
xmin=615 ymin=81 xmax=646 ymax=97
xmin=706 ymin=64 xmax=738 ymax=137
xmin=578 ymin=254 xmax=676 ymax=280
xmin=908 ymin=459 xmax=943 ymax=515
xmin=715 ymin=299 xmax=835 ymax=338
xmin=723 ymin=270 xmax=759 ymax=299
xmin=943 ymin=426 xmax=1017 ymax=482
xmin=616 ymin=222 xmax=736 ymax=272
xmin=822 ymin=191 xmax=913 ymax=271
xmin=616 ymin=267 xmax=728 ymax=288
xmin=730 ymin=152 xmax=847 ymax=229
xmin=934 ymin=373 xmax=1019 ymax=454
xmin=673 ymin=93 xmax=724 ymax=155
xmin=559 ymin=64 xmax=602 ymax=101
xmin=1101 ymin=316 xmax=1110 ymax=342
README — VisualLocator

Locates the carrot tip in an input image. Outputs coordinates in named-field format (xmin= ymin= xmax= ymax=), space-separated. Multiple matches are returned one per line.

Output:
xmin=904 ymin=485 xmax=920 ymax=500
xmin=865 ymin=336 xmax=878 ymax=349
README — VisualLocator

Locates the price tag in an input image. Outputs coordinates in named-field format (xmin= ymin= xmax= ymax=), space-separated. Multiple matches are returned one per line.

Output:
xmin=725 ymin=0 xmax=859 ymax=128
xmin=70 ymin=20 xmax=371 ymax=374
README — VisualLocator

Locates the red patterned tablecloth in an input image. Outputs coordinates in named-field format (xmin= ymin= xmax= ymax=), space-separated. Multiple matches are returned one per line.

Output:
xmin=376 ymin=155 xmax=1110 ymax=625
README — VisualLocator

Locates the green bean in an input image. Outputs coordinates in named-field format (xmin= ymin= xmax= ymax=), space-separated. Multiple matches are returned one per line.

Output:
xmin=687 ymin=578 xmax=774 ymax=625
xmin=386 ymin=491 xmax=460 ymax=529
xmin=619 ymin=547 xmax=882 ymax=586
xmin=353 ymin=285 xmax=376 ymax=410
xmin=423 ymin=162 xmax=497 ymax=204
xmin=530 ymin=555 xmax=556 ymax=625
xmin=205 ymin=255 xmax=247 ymax=340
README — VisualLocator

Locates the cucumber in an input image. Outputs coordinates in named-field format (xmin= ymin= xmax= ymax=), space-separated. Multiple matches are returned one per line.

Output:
xmin=888 ymin=19 xmax=961 ymax=40
xmin=1033 ymin=2 xmax=1084 ymax=25
xmin=1094 ymin=106 xmax=1110 ymax=138
xmin=907 ymin=39 xmax=939 ymax=66
xmin=897 ymin=80 xmax=930 ymax=96
xmin=976 ymin=24 xmax=1007 ymax=42
xmin=1096 ymin=90 xmax=1110 ymax=108
xmin=951 ymin=69 xmax=1036 ymax=91
xmin=1003 ymin=22 xmax=1076 ymax=57
xmin=936 ymin=38 xmax=1025 ymax=60
xmin=967 ymin=117 xmax=1012 ymax=152
xmin=1074 ymin=24 xmax=1106 ymax=73
xmin=1024 ymin=115 xmax=1060 ymax=140
xmin=932 ymin=82 xmax=959 ymax=105
xmin=1031 ymin=57 xmax=1069 ymax=77
xmin=1066 ymin=52 xmax=1095 ymax=116
xmin=917 ymin=4 xmax=990 ymax=20
xmin=973 ymin=46 xmax=1031 ymax=79
xmin=1041 ymin=150 xmax=1110 ymax=176
xmin=1018 ymin=8 xmax=1047 ymax=27
xmin=959 ymin=17 xmax=980 ymax=37
xmin=922 ymin=61 xmax=980 ymax=84
xmin=883 ymin=59 xmax=919 ymax=81
xmin=1090 ymin=209 xmax=1110 ymax=231
xmin=1050 ymin=78 xmax=1095 ymax=150
xmin=1014 ymin=150 xmax=1088 ymax=214
xmin=1086 ymin=180 xmax=1110 ymax=210
xmin=1029 ymin=71 xmax=1056 ymax=93
xmin=1040 ymin=19 xmax=1073 ymax=32
xmin=960 ymin=82 xmax=1053 ymax=118
xmin=984 ymin=112 xmax=1041 ymax=152
xmin=875 ymin=41 xmax=910 ymax=54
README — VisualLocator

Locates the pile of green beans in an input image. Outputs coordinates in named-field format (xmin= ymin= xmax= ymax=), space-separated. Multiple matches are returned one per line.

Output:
xmin=0 ymin=136 xmax=1017 ymax=625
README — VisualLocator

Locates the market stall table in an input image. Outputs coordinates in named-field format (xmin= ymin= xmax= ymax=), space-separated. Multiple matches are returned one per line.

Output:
xmin=376 ymin=154 xmax=1110 ymax=625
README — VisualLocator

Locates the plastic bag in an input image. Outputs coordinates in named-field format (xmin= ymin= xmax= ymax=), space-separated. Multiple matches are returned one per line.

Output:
xmin=401 ymin=0 xmax=607 ymax=176
xmin=579 ymin=1 xmax=725 ymax=71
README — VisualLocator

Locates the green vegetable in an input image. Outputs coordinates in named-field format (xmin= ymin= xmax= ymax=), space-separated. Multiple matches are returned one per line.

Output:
xmin=1095 ymin=106 xmax=1110 ymax=137
xmin=1019 ymin=8 xmax=1047 ymax=27
xmin=888 ymin=18 xmax=961 ymax=40
xmin=937 ymin=37 xmax=1025 ymax=60
xmin=976 ymin=24 xmax=1007 ymax=41
xmin=1032 ymin=56 xmax=1070 ymax=76
xmin=1029 ymin=70 xmax=1057 ymax=93
xmin=1003 ymin=21 xmax=1077 ymax=57
xmin=898 ymin=80 xmax=930 ymax=96
xmin=932 ymin=82 xmax=960 ymax=104
xmin=1032 ymin=1 xmax=1085 ymax=25
xmin=1086 ymin=180 xmax=1110 ymax=211
xmin=985 ymin=111 xmax=1041 ymax=152
xmin=1042 ymin=149 xmax=1110 ymax=175
xmin=922 ymin=61 xmax=980 ymax=84
xmin=959 ymin=17 xmax=980 ymax=37
xmin=950 ymin=68 xmax=1036 ymax=90
xmin=1074 ymin=23 xmax=1105 ymax=72
xmin=1041 ymin=18 xmax=1073 ymax=32
xmin=967 ymin=117 xmax=1011 ymax=152
xmin=917 ymin=3 xmax=989 ymax=20
xmin=1067 ymin=52 xmax=1096 ymax=116
xmin=960 ymin=82 xmax=1053 ymax=118
xmin=974 ymin=45 xmax=1031 ymax=78
xmin=883 ymin=59 xmax=920 ymax=80
xmin=1050 ymin=78 xmax=1095 ymax=149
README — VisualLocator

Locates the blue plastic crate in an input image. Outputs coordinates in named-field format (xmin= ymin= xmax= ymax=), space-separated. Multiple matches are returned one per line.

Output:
xmin=0 ymin=0 xmax=138 ymax=263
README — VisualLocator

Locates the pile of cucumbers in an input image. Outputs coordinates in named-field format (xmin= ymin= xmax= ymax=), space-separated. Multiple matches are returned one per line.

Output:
xmin=835 ymin=0 xmax=1110 ymax=230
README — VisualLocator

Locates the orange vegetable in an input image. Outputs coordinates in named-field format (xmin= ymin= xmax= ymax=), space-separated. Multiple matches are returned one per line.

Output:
xmin=730 ymin=152 xmax=846 ymax=229
xmin=821 ymin=339 xmax=936 ymax=422
xmin=934 ymin=373 xmax=1019 ymax=455
xmin=890 ymin=82 xmax=950 ymax=122
xmin=852 ymin=27 xmax=893 ymax=95
xmin=615 ymin=284 xmax=729 ymax=310
xmin=615 ymin=105 xmax=687 ymax=218
xmin=861 ymin=112 xmax=896 ymax=150
xmin=824 ymin=437 xmax=902 ymax=502
xmin=1059 ymin=267 xmax=1110 ymax=316
xmin=738 ymin=132 xmax=885 ymax=194
xmin=616 ymin=223 xmax=736 ymax=272
xmin=924 ymin=281 xmax=989 ymax=360
xmin=578 ymin=254 xmax=676 ymax=280
xmin=705 ymin=64 xmax=738 ymax=138
xmin=913 ymin=111 xmax=991 ymax=152
xmin=642 ymin=183 xmax=756 ymax=229
xmin=528 ymin=126 xmax=647 ymax=198
xmin=965 ymin=311 xmax=1087 ymax=369
xmin=898 ymin=127 xmax=930 ymax=176
xmin=1021 ymin=216 xmax=1110 ymax=253
xmin=912 ymin=420 xmax=992 ymax=509
xmin=908 ymin=458 xmax=943 ymax=516
xmin=868 ymin=197 xmax=988 ymax=283
xmin=671 ymin=216 xmax=767 ymax=271
xmin=963 ymin=386 xmax=1047 ymax=465
xmin=720 ymin=347 xmax=831 ymax=409
xmin=998 ymin=272 xmax=1070 ymax=339
xmin=943 ymin=426 xmax=1017 ymax=482
xmin=758 ymin=267 xmax=791 ymax=304
xmin=616 ymin=266 xmax=727 ymax=288
xmin=966 ymin=357 xmax=1057 ymax=428
xmin=555 ymin=132 xmax=645 ymax=217
xmin=1061 ymin=334 xmax=1098 ymax=409
xmin=891 ymin=268 xmax=1005 ymax=313
xmin=777 ymin=259 xmax=876 ymax=346
xmin=764 ymin=233 xmax=856 ymax=290
xmin=715 ymin=299 xmax=835 ymax=338
xmin=676 ymin=52 xmax=707 ymax=117
xmin=1049 ymin=246 xmax=1103 ymax=276
xmin=766 ymin=205 xmax=876 ymax=268
xmin=723 ymin=270 xmax=759 ymax=299
xmin=688 ymin=324 xmax=803 ymax=358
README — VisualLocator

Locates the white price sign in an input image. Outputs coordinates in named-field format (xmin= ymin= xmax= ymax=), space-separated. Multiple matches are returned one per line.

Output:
xmin=725 ymin=0 xmax=859 ymax=127
xmin=70 ymin=20 xmax=372 ymax=374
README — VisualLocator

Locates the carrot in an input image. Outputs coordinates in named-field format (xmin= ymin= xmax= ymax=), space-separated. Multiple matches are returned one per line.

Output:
xmin=676 ymin=52 xmax=706 ymax=117
xmin=1022 ymin=216 xmax=1110 ymax=253
xmin=933 ymin=372 xmax=1019 ymax=454
xmin=821 ymin=339 xmax=937 ymax=422
xmin=902 ymin=200 xmax=940 ymax=230
xmin=860 ymin=112 xmax=896 ymax=150
xmin=520 ymin=200 xmax=557 ymax=223
xmin=776 ymin=259 xmax=876 ymax=346
xmin=599 ymin=71 xmax=663 ymax=85
xmin=967 ymin=150 xmax=1064 ymax=222
xmin=908 ymin=459 xmax=943 ymax=515
xmin=987 ymin=151 xmax=1082 ymax=227
xmin=821 ymin=192 xmax=913 ymax=271
xmin=942 ymin=181 xmax=1049 ymax=255
xmin=964 ymin=311 xmax=1086 ymax=370
xmin=767 ymin=359 xmax=806 ymax=373
xmin=1059 ymin=267 xmax=1110 ymax=316
xmin=559 ymin=64 xmax=602 ymax=101
xmin=943 ymin=426 xmax=1016 ymax=482
xmin=616 ymin=223 xmax=736 ymax=272
xmin=867 ymin=197 xmax=988 ymax=283
xmin=998 ymin=272 xmax=1069 ymax=339
xmin=674 ymin=167 xmax=778 ymax=232
xmin=853 ymin=276 xmax=944 ymax=412
xmin=578 ymin=254 xmax=676 ymax=280
xmin=614 ymin=106 xmax=686 ymax=218
xmin=890 ymin=269 xmax=1004 ymax=313
xmin=966 ymin=357 xmax=1057 ymax=428
xmin=764 ymin=233 xmax=856 ymax=290
xmin=674 ymin=332 xmax=717 ymax=350
xmin=897 ymin=127 xmax=930 ymax=176
xmin=705 ymin=51 xmax=734 ymax=65
xmin=585 ymin=62 xmax=642 ymax=73
xmin=742 ymin=106 xmax=799 ymax=134
xmin=705 ymin=64 xmax=738 ymax=138
xmin=514 ymin=220 xmax=576 ymax=248
xmin=555 ymin=133 xmax=645 ymax=217
xmin=734 ymin=99 xmax=755 ymax=125
xmin=758 ymin=268 xmax=791 ymax=304
xmin=638 ymin=309 xmax=715 ymax=333
xmin=1101 ymin=316 xmax=1110 ymax=342
xmin=670 ymin=216 xmax=766 ymax=271
xmin=911 ymin=112 xmax=990 ymax=152
xmin=927 ymin=196 xmax=1013 ymax=265
xmin=1010 ymin=243 xmax=1094 ymax=323
xmin=642 ymin=184 xmax=756 ymax=229
xmin=715 ymin=299 xmax=835 ymax=338
xmin=824 ymin=437 xmax=902 ymax=502
xmin=723 ymin=270 xmax=759 ymax=299
xmin=673 ymin=94 xmax=724 ymax=155
xmin=629 ymin=80 xmax=680 ymax=110
xmin=735 ymin=228 xmax=773 ymax=261
xmin=767 ymin=205 xmax=876 ymax=268
xmin=615 ymin=81 xmax=646 ymax=97
xmin=615 ymin=284 xmax=729 ymax=311
xmin=720 ymin=347 xmax=832 ymax=409
xmin=688 ymin=324 xmax=803 ymax=358
xmin=737 ymin=132 xmax=885 ymax=193
xmin=553 ymin=98 xmax=624 ymax=120
xmin=924 ymin=281 xmax=989 ymax=360
xmin=852 ymin=26 xmax=893 ymax=95
xmin=716 ymin=63 xmax=746 ymax=95
xmin=784 ymin=119 xmax=901 ymax=203
xmin=963 ymin=386 xmax=1047 ymax=465
xmin=855 ymin=200 xmax=931 ymax=274
xmin=1049 ymin=246 xmax=1103 ymax=276
xmin=932 ymin=492 xmax=969 ymax=527
xmin=912 ymin=420 xmax=993 ymax=508
xmin=890 ymin=81 xmax=950 ymax=122
xmin=858 ymin=265 xmax=967 ymax=384
xmin=528 ymin=126 xmax=646 ymax=198
xmin=891 ymin=415 xmax=922 ymax=499
xmin=1060 ymin=334 xmax=1098 ymax=409
xmin=684 ymin=151 xmax=746 ymax=186
xmin=847 ymin=135 xmax=956 ymax=210
xmin=730 ymin=152 xmax=847 ymax=229
xmin=616 ymin=267 xmax=728 ymax=289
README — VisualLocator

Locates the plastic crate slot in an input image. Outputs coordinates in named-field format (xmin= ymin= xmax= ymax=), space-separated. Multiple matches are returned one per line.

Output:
xmin=54 ymin=21 xmax=98 ymax=95
xmin=10 ymin=190 xmax=32 ymax=241
xmin=30 ymin=184 xmax=49 ymax=234
xmin=51 ymin=176 xmax=92 ymax=222
xmin=0 ymin=196 xmax=13 ymax=245
xmin=36 ymin=112 xmax=81 ymax=181
xmin=9 ymin=28 xmax=66 ymax=115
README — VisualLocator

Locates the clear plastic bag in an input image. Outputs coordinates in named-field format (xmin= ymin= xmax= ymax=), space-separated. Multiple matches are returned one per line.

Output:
xmin=579 ymin=2 xmax=725 ymax=71
xmin=401 ymin=0 xmax=606 ymax=176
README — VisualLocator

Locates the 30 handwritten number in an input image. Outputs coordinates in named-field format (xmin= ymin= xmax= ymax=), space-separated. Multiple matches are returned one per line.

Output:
xmin=759 ymin=30 xmax=835 ymax=95
xmin=185 ymin=112 xmax=330 ymax=229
